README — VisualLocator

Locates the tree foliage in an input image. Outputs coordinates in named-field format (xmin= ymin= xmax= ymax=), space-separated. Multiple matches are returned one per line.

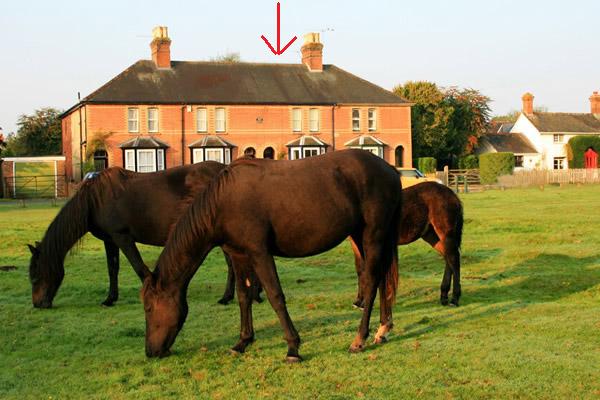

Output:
xmin=211 ymin=52 xmax=241 ymax=63
xmin=6 ymin=108 xmax=62 ymax=156
xmin=0 ymin=132 xmax=7 ymax=156
xmin=393 ymin=81 xmax=491 ymax=167
xmin=479 ymin=152 xmax=515 ymax=184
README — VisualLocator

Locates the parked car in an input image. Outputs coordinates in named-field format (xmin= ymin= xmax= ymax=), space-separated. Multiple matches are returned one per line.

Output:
xmin=397 ymin=168 xmax=443 ymax=188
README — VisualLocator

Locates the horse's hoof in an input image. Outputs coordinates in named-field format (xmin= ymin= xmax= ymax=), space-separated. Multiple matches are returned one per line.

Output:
xmin=254 ymin=296 xmax=264 ymax=304
xmin=217 ymin=297 xmax=232 ymax=305
xmin=373 ymin=336 xmax=388 ymax=345
xmin=440 ymin=298 xmax=449 ymax=306
xmin=101 ymin=299 xmax=116 ymax=307
xmin=352 ymin=300 xmax=365 ymax=311
xmin=285 ymin=355 xmax=303 ymax=363
xmin=348 ymin=344 xmax=365 ymax=353
xmin=449 ymin=299 xmax=460 ymax=307
xmin=230 ymin=348 xmax=243 ymax=356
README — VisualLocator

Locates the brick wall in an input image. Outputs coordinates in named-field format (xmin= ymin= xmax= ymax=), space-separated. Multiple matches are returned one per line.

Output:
xmin=62 ymin=103 xmax=412 ymax=181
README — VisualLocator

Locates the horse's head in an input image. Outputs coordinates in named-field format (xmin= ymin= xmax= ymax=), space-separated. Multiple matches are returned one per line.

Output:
xmin=141 ymin=274 xmax=188 ymax=358
xmin=28 ymin=242 xmax=64 ymax=308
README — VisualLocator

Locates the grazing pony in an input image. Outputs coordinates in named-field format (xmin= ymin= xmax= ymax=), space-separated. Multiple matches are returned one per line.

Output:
xmin=141 ymin=150 xmax=401 ymax=361
xmin=352 ymin=182 xmax=463 ymax=307
xmin=28 ymin=162 xmax=237 ymax=308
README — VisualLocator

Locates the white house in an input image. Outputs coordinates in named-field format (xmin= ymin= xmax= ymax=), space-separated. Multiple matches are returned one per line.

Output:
xmin=509 ymin=92 xmax=600 ymax=170
xmin=476 ymin=131 xmax=541 ymax=170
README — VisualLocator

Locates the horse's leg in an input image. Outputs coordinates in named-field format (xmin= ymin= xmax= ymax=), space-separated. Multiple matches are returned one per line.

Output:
xmin=250 ymin=251 xmax=301 ymax=363
xmin=423 ymin=229 xmax=452 ymax=306
xmin=350 ymin=237 xmax=365 ymax=309
xmin=349 ymin=238 xmax=385 ymax=353
xmin=374 ymin=247 xmax=397 ymax=344
xmin=229 ymin=254 xmax=255 ymax=353
xmin=445 ymin=239 xmax=461 ymax=306
xmin=218 ymin=250 xmax=236 ymax=305
xmin=111 ymin=234 xmax=150 ymax=281
xmin=102 ymin=241 xmax=120 ymax=307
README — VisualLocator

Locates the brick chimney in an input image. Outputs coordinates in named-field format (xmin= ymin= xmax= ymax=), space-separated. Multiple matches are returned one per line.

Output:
xmin=301 ymin=33 xmax=323 ymax=72
xmin=590 ymin=91 xmax=600 ymax=116
xmin=522 ymin=92 xmax=534 ymax=116
xmin=150 ymin=26 xmax=171 ymax=69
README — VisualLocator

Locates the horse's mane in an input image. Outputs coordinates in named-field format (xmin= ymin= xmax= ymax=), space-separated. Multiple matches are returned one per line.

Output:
xmin=30 ymin=168 xmax=134 ymax=283
xmin=155 ymin=165 xmax=237 ymax=282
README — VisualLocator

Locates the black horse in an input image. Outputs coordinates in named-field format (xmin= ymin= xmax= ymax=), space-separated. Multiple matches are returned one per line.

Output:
xmin=352 ymin=182 xmax=463 ymax=307
xmin=27 ymin=161 xmax=247 ymax=308
xmin=141 ymin=150 xmax=402 ymax=361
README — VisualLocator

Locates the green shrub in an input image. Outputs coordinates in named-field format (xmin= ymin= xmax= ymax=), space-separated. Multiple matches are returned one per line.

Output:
xmin=479 ymin=152 xmax=515 ymax=184
xmin=416 ymin=157 xmax=437 ymax=173
xmin=459 ymin=155 xmax=479 ymax=169
xmin=567 ymin=136 xmax=600 ymax=168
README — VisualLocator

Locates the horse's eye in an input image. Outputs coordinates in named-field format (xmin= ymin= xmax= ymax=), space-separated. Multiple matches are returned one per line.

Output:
xmin=144 ymin=303 xmax=152 ymax=312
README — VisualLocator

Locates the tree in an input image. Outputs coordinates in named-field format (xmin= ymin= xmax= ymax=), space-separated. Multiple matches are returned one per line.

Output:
xmin=8 ymin=108 xmax=63 ymax=156
xmin=211 ymin=52 xmax=241 ymax=63
xmin=0 ymin=132 xmax=6 ymax=156
xmin=393 ymin=82 xmax=492 ymax=167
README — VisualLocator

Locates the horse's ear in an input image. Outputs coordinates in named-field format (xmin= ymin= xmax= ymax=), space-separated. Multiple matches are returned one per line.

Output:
xmin=27 ymin=244 xmax=39 ymax=255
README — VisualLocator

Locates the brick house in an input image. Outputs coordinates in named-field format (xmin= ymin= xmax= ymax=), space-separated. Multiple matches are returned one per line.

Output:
xmin=61 ymin=27 xmax=412 ymax=181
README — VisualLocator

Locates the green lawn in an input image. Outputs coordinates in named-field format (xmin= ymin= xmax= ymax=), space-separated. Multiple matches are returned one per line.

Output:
xmin=1 ymin=185 xmax=599 ymax=399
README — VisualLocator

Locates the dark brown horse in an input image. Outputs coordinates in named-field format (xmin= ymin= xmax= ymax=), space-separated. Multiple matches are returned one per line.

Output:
xmin=141 ymin=150 xmax=401 ymax=361
xmin=352 ymin=182 xmax=463 ymax=307
xmin=27 ymin=161 xmax=239 ymax=308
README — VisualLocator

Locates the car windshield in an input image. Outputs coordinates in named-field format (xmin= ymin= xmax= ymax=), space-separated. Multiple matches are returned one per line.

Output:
xmin=399 ymin=169 xmax=425 ymax=178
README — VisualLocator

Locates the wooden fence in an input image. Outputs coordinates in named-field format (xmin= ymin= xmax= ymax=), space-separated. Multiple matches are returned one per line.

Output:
xmin=435 ymin=167 xmax=482 ymax=193
xmin=498 ymin=168 xmax=600 ymax=187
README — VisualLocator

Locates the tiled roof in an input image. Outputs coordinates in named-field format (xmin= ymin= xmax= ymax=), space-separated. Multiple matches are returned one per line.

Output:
xmin=527 ymin=112 xmax=600 ymax=133
xmin=118 ymin=136 xmax=170 ymax=148
xmin=188 ymin=135 xmax=236 ymax=148
xmin=344 ymin=135 xmax=387 ymax=147
xmin=78 ymin=60 xmax=409 ymax=106
xmin=286 ymin=135 xmax=329 ymax=147
xmin=480 ymin=133 xmax=538 ymax=154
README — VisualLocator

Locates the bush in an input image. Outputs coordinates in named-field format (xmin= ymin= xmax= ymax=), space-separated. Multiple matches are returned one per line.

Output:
xmin=479 ymin=152 xmax=515 ymax=184
xmin=416 ymin=157 xmax=437 ymax=173
xmin=567 ymin=136 xmax=600 ymax=168
xmin=459 ymin=155 xmax=479 ymax=169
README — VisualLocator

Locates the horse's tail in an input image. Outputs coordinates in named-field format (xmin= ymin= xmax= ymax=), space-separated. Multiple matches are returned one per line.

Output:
xmin=384 ymin=193 xmax=401 ymax=305
xmin=454 ymin=198 xmax=464 ymax=250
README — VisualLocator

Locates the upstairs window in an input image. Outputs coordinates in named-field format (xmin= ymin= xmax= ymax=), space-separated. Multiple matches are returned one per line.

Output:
xmin=352 ymin=109 xmax=360 ymax=132
xmin=128 ymin=108 xmax=139 ymax=132
xmin=292 ymin=108 xmax=302 ymax=132
xmin=309 ymin=108 xmax=320 ymax=132
xmin=553 ymin=134 xmax=564 ymax=143
xmin=215 ymin=108 xmax=226 ymax=132
xmin=147 ymin=108 xmax=158 ymax=133
xmin=368 ymin=109 xmax=377 ymax=131
xmin=197 ymin=108 xmax=207 ymax=132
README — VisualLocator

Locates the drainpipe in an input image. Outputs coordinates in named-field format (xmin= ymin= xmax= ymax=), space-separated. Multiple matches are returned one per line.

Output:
xmin=331 ymin=104 xmax=337 ymax=151
xmin=78 ymin=92 xmax=84 ymax=181
xmin=181 ymin=106 xmax=186 ymax=165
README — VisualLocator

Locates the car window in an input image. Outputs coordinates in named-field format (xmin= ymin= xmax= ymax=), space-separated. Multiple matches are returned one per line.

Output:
xmin=399 ymin=170 xmax=419 ymax=178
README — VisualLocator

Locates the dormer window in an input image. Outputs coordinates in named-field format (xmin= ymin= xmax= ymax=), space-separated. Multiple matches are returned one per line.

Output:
xmin=553 ymin=134 xmax=564 ymax=143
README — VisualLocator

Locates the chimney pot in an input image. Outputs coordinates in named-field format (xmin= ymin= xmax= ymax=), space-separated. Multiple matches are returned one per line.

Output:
xmin=301 ymin=32 xmax=324 ymax=72
xmin=590 ymin=91 xmax=600 ymax=116
xmin=522 ymin=92 xmax=534 ymax=116
xmin=150 ymin=26 xmax=171 ymax=69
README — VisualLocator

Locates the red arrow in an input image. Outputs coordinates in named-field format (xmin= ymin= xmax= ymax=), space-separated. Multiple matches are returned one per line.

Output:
xmin=261 ymin=2 xmax=297 ymax=55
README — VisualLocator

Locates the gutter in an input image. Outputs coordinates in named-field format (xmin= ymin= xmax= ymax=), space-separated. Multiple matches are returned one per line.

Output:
xmin=181 ymin=106 xmax=186 ymax=165
xmin=331 ymin=104 xmax=337 ymax=151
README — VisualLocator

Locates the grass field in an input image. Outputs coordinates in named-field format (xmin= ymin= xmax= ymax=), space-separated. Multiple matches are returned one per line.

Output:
xmin=1 ymin=185 xmax=600 ymax=399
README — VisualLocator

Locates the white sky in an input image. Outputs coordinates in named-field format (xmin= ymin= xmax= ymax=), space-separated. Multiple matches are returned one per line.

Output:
xmin=1 ymin=0 xmax=599 ymax=134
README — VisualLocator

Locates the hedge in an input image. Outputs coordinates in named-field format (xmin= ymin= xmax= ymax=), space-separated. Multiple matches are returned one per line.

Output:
xmin=479 ymin=152 xmax=515 ymax=184
xmin=567 ymin=136 xmax=600 ymax=168
xmin=459 ymin=155 xmax=479 ymax=169
xmin=416 ymin=157 xmax=437 ymax=173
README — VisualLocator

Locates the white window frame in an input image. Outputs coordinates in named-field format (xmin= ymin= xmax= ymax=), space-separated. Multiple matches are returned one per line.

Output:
xmin=309 ymin=108 xmax=320 ymax=132
xmin=147 ymin=108 xmax=159 ymax=133
xmin=362 ymin=146 xmax=383 ymax=158
xmin=197 ymin=108 xmax=208 ymax=132
xmin=156 ymin=149 xmax=165 ymax=170
xmin=192 ymin=148 xmax=232 ymax=164
xmin=192 ymin=148 xmax=205 ymax=164
xmin=205 ymin=148 xmax=224 ymax=162
xmin=124 ymin=149 xmax=135 ymax=171
xmin=553 ymin=134 xmax=564 ymax=143
xmin=292 ymin=108 xmax=302 ymax=132
xmin=553 ymin=157 xmax=565 ymax=170
xmin=352 ymin=109 xmax=361 ymax=132
xmin=289 ymin=146 xmax=325 ymax=160
xmin=368 ymin=109 xmax=377 ymax=132
xmin=137 ymin=149 xmax=157 ymax=173
xmin=215 ymin=108 xmax=226 ymax=133
xmin=128 ymin=108 xmax=139 ymax=133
